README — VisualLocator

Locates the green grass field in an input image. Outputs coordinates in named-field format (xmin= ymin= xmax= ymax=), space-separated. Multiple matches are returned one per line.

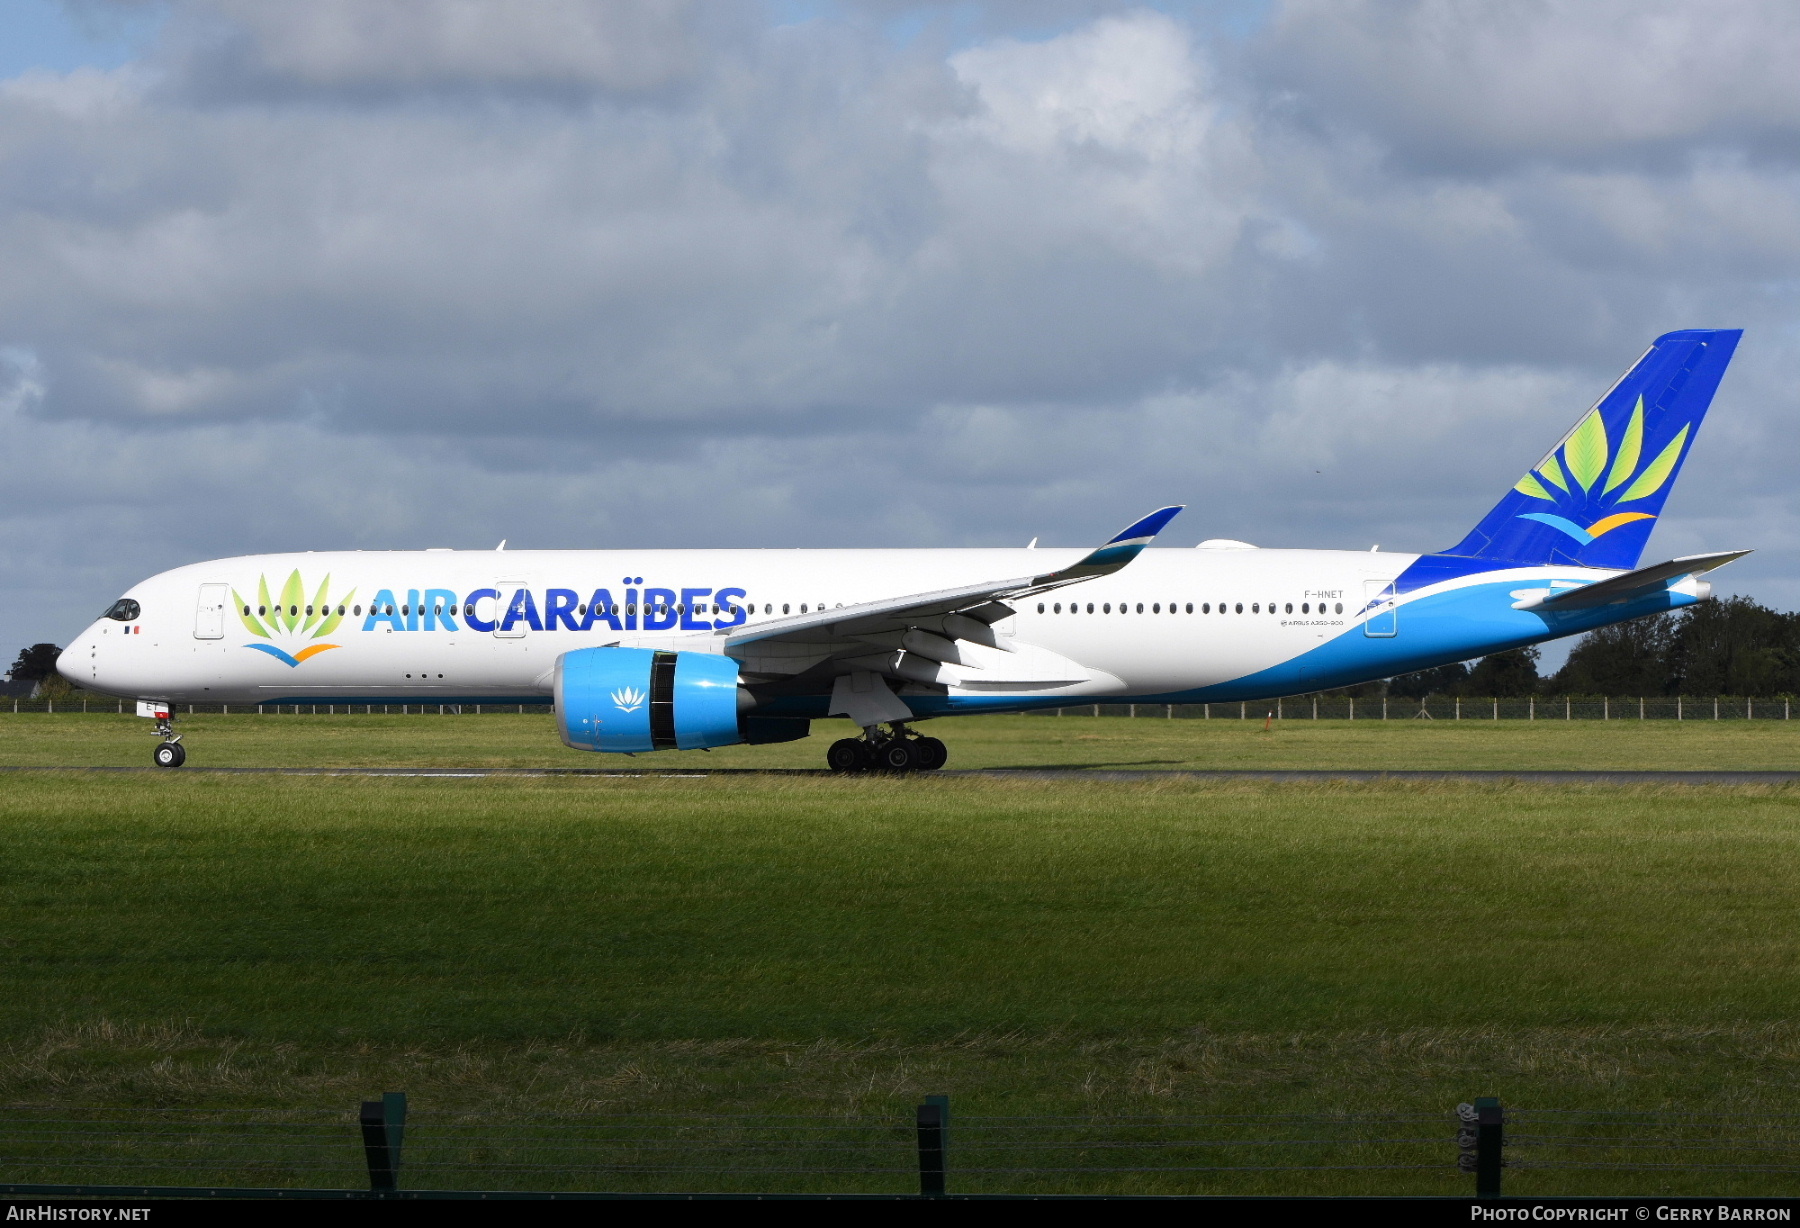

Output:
xmin=4 ymin=714 xmax=1800 ymax=1194
xmin=6 ymin=707 xmax=1800 ymax=769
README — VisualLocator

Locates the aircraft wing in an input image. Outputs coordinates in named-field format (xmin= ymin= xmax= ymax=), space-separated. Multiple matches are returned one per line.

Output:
xmin=1530 ymin=550 xmax=1752 ymax=609
xmin=721 ymin=505 xmax=1183 ymax=654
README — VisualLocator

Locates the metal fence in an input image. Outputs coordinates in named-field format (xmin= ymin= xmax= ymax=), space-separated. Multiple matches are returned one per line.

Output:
xmin=2 ymin=1096 xmax=1796 ymax=1198
xmin=1038 ymin=697 xmax=1798 ymax=721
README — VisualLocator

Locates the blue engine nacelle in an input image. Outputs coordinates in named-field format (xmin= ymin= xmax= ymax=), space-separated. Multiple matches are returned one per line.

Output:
xmin=554 ymin=646 xmax=750 ymax=753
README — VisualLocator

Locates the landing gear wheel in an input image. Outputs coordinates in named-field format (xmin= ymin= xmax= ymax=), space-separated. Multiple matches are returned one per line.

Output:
xmin=827 ymin=738 xmax=866 ymax=773
xmin=154 ymin=742 xmax=186 ymax=769
xmin=877 ymin=739 xmax=919 ymax=772
xmin=914 ymin=737 xmax=948 ymax=770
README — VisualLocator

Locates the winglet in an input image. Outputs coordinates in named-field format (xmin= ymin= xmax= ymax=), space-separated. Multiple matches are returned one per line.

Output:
xmin=1030 ymin=505 xmax=1183 ymax=586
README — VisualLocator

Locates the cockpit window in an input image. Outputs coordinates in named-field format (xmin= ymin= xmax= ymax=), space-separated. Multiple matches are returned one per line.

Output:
xmin=104 ymin=598 xmax=141 ymax=622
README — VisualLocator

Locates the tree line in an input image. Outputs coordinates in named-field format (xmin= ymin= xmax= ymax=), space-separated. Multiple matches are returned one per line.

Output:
xmin=1388 ymin=597 xmax=1800 ymax=699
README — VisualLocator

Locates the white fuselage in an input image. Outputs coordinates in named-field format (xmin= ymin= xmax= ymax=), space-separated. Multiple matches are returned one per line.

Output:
xmin=61 ymin=544 xmax=1644 ymax=715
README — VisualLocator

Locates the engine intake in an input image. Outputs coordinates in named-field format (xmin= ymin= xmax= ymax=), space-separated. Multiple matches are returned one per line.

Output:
xmin=555 ymin=646 xmax=747 ymax=752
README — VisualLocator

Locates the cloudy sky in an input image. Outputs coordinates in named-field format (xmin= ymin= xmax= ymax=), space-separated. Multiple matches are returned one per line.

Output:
xmin=4 ymin=0 xmax=1798 ymax=667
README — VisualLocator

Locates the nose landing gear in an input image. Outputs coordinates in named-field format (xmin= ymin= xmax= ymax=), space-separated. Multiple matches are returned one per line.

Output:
xmin=827 ymin=724 xmax=947 ymax=774
xmin=151 ymin=712 xmax=186 ymax=768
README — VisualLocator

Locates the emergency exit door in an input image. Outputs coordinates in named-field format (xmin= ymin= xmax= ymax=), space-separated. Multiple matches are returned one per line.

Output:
xmin=1362 ymin=579 xmax=1398 ymax=638
xmin=494 ymin=581 xmax=529 ymax=639
xmin=194 ymin=583 xmax=229 ymax=639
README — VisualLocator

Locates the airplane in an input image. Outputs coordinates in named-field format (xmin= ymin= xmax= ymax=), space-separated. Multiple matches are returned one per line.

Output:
xmin=60 ymin=328 xmax=1748 ymax=772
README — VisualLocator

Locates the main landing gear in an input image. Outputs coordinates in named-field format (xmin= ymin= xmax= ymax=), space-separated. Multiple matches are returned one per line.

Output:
xmin=152 ymin=714 xmax=186 ymax=769
xmin=827 ymin=724 xmax=947 ymax=774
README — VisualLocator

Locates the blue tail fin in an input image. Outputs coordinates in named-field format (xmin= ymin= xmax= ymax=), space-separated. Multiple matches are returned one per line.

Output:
xmin=1445 ymin=329 xmax=1740 ymax=570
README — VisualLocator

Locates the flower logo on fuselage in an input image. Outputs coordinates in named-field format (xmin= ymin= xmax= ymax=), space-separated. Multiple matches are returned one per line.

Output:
xmin=1510 ymin=395 xmax=1683 ymax=544
xmin=233 ymin=572 xmax=356 ymax=668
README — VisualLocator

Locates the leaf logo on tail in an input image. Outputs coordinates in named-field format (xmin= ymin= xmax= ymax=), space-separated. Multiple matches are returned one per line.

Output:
xmin=1510 ymin=395 xmax=1684 ymax=543
xmin=233 ymin=571 xmax=356 ymax=668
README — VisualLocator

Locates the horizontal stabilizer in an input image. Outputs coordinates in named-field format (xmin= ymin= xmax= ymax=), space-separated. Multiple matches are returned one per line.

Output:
xmin=1522 ymin=550 xmax=1751 ymax=610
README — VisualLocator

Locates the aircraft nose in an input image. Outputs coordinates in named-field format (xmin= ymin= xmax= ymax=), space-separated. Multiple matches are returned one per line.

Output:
xmin=55 ymin=640 xmax=82 ymax=684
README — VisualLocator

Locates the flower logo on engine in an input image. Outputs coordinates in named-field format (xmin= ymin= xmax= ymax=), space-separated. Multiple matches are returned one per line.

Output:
xmin=611 ymin=686 xmax=646 ymax=713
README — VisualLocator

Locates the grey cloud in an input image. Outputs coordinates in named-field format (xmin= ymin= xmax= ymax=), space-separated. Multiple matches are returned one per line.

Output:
xmin=1259 ymin=0 xmax=1800 ymax=171
xmin=167 ymin=0 xmax=714 ymax=101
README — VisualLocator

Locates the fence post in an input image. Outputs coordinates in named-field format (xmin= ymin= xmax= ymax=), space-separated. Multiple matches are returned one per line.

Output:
xmin=360 ymin=1091 xmax=407 ymax=1194
xmin=1457 ymin=1097 xmax=1503 ymax=1197
xmin=916 ymin=1096 xmax=948 ymax=1197
xmin=1476 ymin=1097 xmax=1503 ymax=1196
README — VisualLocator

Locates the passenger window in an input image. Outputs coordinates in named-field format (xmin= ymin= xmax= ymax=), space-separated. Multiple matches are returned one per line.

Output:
xmin=1251 ymin=603 xmax=1259 ymax=614
xmin=1285 ymin=603 xmax=1292 ymax=614
xmin=1235 ymin=603 xmax=1243 ymax=614
xmin=1136 ymin=603 xmax=1144 ymax=613
xmin=1037 ymin=603 xmax=1045 ymax=613
xmin=1187 ymin=603 xmax=1194 ymax=613
xmin=800 ymin=603 xmax=808 ymax=613
xmin=782 ymin=604 xmax=790 ymax=614
xmin=257 ymin=605 xmax=266 ymax=616
xmin=1152 ymin=603 xmax=1160 ymax=613
xmin=1335 ymin=602 xmax=1343 ymax=613
xmin=1053 ymin=603 xmax=1061 ymax=613
xmin=354 ymin=605 xmax=362 ymax=616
